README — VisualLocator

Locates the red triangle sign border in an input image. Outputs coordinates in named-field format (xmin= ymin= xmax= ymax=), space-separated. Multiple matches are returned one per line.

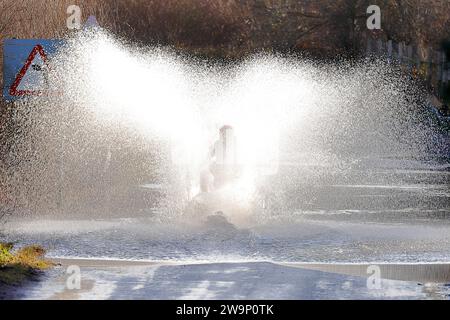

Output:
xmin=9 ymin=44 xmax=49 ymax=96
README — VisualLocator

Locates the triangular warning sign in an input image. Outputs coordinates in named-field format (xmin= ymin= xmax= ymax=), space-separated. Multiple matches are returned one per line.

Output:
xmin=9 ymin=44 xmax=49 ymax=96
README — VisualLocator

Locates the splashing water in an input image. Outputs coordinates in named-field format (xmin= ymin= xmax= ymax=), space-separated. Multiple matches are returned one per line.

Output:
xmin=2 ymin=29 xmax=447 ymax=223
xmin=1 ymin=30 xmax=450 ymax=264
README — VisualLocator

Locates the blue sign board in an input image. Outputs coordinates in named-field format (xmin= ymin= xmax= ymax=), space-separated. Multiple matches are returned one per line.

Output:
xmin=3 ymin=39 xmax=64 ymax=101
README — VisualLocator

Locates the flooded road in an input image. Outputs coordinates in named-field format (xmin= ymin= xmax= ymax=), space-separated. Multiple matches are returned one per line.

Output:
xmin=3 ymin=159 xmax=449 ymax=264
xmin=2 ymin=150 xmax=449 ymax=300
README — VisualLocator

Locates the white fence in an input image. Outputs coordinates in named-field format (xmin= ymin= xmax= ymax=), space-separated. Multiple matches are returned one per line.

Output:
xmin=366 ymin=37 xmax=449 ymax=86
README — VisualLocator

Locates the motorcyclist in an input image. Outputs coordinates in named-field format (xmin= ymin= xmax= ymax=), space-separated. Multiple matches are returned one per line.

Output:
xmin=200 ymin=125 xmax=240 ymax=192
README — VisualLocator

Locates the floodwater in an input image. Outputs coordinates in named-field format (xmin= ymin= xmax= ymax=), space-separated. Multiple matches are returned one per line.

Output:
xmin=3 ymin=158 xmax=449 ymax=264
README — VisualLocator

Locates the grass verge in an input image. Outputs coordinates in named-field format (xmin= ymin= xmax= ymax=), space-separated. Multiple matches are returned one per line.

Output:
xmin=0 ymin=242 xmax=53 ymax=285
